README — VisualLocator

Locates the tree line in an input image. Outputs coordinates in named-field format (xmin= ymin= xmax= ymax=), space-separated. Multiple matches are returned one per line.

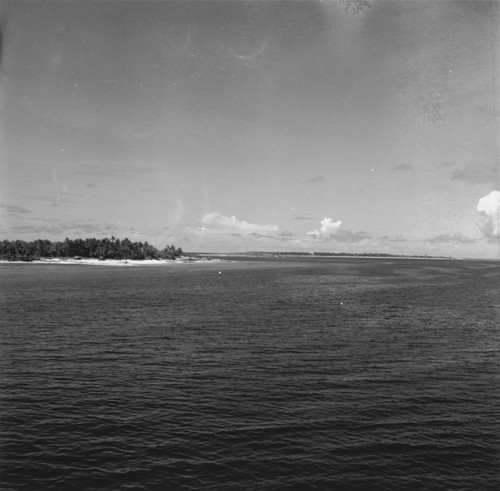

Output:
xmin=0 ymin=237 xmax=184 ymax=261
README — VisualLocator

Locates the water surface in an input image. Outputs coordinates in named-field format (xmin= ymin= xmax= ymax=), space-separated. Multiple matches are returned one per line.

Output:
xmin=1 ymin=258 xmax=499 ymax=490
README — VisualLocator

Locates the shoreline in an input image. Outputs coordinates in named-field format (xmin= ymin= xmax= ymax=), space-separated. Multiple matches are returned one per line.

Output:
xmin=192 ymin=253 xmax=457 ymax=261
xmin=3 ymin=255 xmax=489 ymax=266
xmin=0 ymin=257 xmax=223 ymax=266
xmin=0 ymin=255 xmax=463 ymax=266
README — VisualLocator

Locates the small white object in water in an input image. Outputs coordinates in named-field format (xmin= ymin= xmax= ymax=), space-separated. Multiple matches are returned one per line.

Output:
xmin=218 ymin=271 xmax=222 ymax=275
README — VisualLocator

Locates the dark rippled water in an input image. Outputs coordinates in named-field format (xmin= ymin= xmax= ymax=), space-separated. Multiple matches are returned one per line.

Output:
xmin=1 ymin=258 xmax=499 ymax=490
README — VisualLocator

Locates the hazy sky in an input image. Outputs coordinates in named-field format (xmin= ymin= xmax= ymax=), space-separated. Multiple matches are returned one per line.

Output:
xmin=1 ymin=0 xmax=498 ymax=257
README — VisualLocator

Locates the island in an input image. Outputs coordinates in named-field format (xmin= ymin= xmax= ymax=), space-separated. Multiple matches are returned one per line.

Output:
xmin=0 ymin=238 xmax=453 ymax=263
xmin=0 ymin=237 xmax=184 ymax=262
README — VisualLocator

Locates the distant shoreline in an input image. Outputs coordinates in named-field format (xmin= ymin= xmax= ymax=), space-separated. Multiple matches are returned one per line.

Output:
xmin=0 ymin=254 xmax=459 ymax=266
xmin=189 ymin=252 xmax=456 ymax=260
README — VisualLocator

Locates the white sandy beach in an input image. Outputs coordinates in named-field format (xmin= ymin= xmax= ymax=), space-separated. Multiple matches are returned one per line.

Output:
xmin=0 ymin=257 xmax=223 ymax=266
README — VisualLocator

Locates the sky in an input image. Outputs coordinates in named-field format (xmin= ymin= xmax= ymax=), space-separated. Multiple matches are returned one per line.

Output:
xmin=0 ymin=0 xmax=498 ymax=258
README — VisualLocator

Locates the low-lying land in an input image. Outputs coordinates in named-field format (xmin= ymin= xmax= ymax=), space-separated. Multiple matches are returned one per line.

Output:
xmin=190 ymin=251 xmax=452 ymax=260
xmin=0 ymin=237 xmax=184 ymax=262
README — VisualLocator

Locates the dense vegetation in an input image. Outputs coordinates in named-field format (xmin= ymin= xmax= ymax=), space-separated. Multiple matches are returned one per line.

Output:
xmin=0 ymin=237 xmax=183 ymax=261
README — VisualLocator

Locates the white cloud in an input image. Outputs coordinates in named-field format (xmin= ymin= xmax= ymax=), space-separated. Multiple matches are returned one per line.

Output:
xmin=308 ymin=217 xmax=342 ymax=238
xmin=321 ymin=217 xmax=342 ymax=234
xmin=307 ymin=217 xmax=371 ymax=243
xmin=202 ymin=213 xmax=279 ymax=235
xmin=477 ymin=190 xmax=500 ymax=239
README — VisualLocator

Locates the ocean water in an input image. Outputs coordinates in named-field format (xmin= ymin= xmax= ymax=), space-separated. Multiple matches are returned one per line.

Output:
xmin=1 ymin=257 xmax=499 ymax=490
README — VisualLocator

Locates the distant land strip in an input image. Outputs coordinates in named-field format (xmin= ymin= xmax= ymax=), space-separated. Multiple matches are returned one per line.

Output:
xmin=189 ymin=251 xmax=454 ymax=259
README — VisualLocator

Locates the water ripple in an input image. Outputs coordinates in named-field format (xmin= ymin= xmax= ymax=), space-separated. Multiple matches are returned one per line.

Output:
xmin=1 ymin=259 xmax=499 ymax=490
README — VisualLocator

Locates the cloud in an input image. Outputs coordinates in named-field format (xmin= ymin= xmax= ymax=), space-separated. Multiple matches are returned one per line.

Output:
xmin=25 ymin=192 xmax=82 ymax=205
xmin=7 ymin=220 xmax=119 ymax=237
xmin=381 ymin=235 xmax=407 ymax=242
xmin=307 ymin=218 xmax=371 ymax=243
xmin=452 ymin=162 xmax=498 ymax=185
xmin=292 ymin=215 xmax=314 ymax=221
xmin=330 ymin=230 xmax=372 ymax=243
xmin=320 ymin=217 xmax=342 ymax=234
xmin=248 ymin=232 xmax=275 ymax=239
xmin=308 ymin=217 xmax=342 ymax=238
xmin=477 ymin=190 xmax=500 ymax=239
xmin=428 ymin=233 xmax=476 ymax=244
xmin=391 ymin=164 xmax=413 ymax=172
xmin=308 ymin=175 xmax=326 ymax=183
xmin=202 ymin=213 xmax=279 ymax=235
xmin=246 ymin=230 xmax=295 ymax=240
xmin=0 ymin=203 xmax=31 ymax=215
